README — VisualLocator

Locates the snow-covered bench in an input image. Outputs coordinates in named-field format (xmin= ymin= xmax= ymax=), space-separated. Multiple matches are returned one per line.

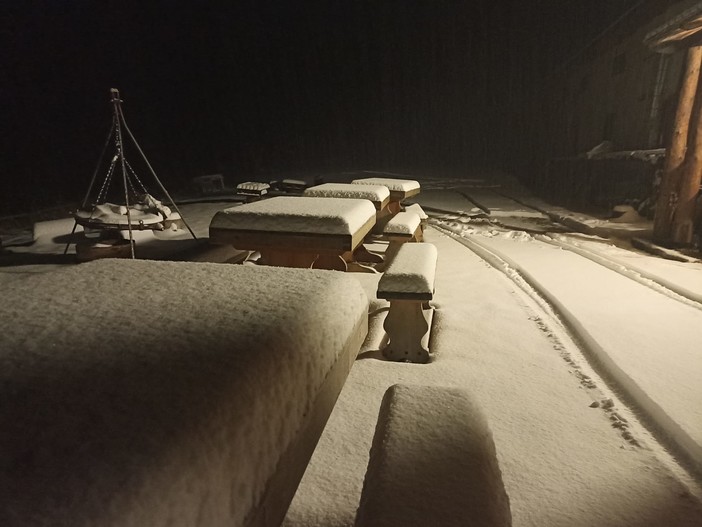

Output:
xmin=355 ymin=384 xmax=512 ymax=527
xmin=404 ymin=203 xmax=428 ymax=231
xmin=0 ymin=260 xmax=369 ymax=527
xmin=372 ymin=210 xmax=423 ymax=270
xmin=377 ymin=242 xmax=437 ymax=363
xmin=236 ymin=181 xmax=270 ymax=201
xmin=351 ymin=177 xmax=420 ymax=214
xmin=382 ymin=210 xmax=422 ymax=242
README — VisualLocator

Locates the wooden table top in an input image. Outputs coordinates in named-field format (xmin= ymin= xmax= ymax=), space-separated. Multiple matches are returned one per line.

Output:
xmin=209 ymin=196 xmax=377 ymax=252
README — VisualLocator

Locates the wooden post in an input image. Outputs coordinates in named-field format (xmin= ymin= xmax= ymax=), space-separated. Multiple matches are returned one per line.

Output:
xmin=672 ymin=68 xmax=702 ymax=244
xmin=653 ymin=46 xmax=702 ymax=243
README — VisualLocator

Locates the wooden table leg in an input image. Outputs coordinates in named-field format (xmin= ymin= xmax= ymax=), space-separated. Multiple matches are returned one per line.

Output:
xmin=388 ymin=201 xmax=403 ymax=214
xmin=352 ymin=245 xmax=384 ymax=264
xmin=259 ymin=250 xmax=318 ymax=268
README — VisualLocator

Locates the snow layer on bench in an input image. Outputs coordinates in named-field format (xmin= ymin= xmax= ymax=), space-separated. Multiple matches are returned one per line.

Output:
xmin=356 ymin=384 xmax=511 ymax=527
xmin=379 ymin=242 xmax=437 ymax=295
xmin=303 ymin=183 xmax=389 ymax=203
xmin=0 ymin=259 xmax=369 ymax=527
xmin=404 ymin=203 xmax=428 ymax=220
xmin=351 ymin=177 xmax=420 ymax=193
xmin=210 ymin=196 xmax=376 ymax=235
xmin=384 ymin=211 xmax=421 ymax=235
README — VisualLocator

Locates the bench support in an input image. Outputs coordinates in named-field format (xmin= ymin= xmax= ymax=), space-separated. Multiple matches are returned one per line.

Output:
xmin=259 ymin=250 xmax=348 ymax=271
xmin=382 ymin=300 xmax=434 ymax=363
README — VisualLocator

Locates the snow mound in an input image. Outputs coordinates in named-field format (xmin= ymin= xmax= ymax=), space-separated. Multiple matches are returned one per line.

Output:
xmin=356 ymin=384 xmax=511 ymax=527
xmin=0 ymin=259 xmax=369 ymax=527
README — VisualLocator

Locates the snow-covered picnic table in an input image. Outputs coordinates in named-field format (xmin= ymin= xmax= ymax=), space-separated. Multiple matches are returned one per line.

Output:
xmin=303 ymin=182 xmax=394 ymax=236
xmin=303 ymin=183 xmax=390 ymax=211
xmin=209 ymin=196 xmax=377 ymax=271
xmin=352 ymin=177 xmax=421 ymax=213
xmin=0 ymin=259 xmax=369 ymax=527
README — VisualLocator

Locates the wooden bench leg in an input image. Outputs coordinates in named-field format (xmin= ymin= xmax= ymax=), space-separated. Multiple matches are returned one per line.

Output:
xmin=413 ymin=226 xmax=423 ymax=242
xmin=313 ymin=253 xmax=348 ymax=272
xmin=382 ymin=300 xmax=433 ymax=363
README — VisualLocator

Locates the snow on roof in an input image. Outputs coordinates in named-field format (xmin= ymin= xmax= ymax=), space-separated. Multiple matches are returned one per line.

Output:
xmin=351 ymin=177 xmax=420 ymax=193
xmin=303 ymin=183 xmax=390 ymax=203
xmin=209 ymin=196 xmax=376 ymax=235
xmin=0 ymin=259 xmax=369 ymax=526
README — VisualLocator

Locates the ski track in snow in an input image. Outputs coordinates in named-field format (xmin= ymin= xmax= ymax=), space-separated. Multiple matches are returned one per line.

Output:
xmin=539 ymin=234 xmax=702 ymax=309
xmin=431 ymin=209 xmax=702 ymax=312
xmin=431 ymin=222 xmax=642 ymax=443
xmin=431 ymin=219 xmax=702 ymax=494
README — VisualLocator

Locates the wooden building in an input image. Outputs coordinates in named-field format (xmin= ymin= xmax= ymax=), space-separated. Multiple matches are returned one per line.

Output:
xmin=525 ymin=0 xmax=702 ymax=246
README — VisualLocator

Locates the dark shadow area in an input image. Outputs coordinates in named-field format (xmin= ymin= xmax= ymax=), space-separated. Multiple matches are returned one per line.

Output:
xmin=0 ymin=252 xmax=76 ymax=267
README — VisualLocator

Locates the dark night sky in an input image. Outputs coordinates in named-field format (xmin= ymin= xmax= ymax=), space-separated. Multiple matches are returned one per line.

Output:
xmin=1 ymin=1 xmax=640 ymax=214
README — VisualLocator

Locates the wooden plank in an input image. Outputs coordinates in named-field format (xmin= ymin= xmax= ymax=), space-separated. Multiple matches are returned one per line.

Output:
xmin=210 ymin=228 xmax=355 ymax=252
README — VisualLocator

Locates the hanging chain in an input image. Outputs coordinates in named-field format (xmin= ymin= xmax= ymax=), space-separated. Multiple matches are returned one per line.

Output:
xmin=125 ymin=159 xmax=148 ymax=195
xmin=96 ymin=157 xmax=118 ymax=204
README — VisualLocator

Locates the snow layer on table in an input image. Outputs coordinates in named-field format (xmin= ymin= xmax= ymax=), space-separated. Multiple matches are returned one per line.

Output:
xmin=0 ymin=259 xmax=369 ymax=527
xmin=378 ymin=243 xmax=437 ymax=295
xmin=210 ymin=196 xmax=376 ymax=235
xmin=303 ymin=183 xmax=390 ymax=203
xmin=356 ymin=384 xmax=511 ymax=527
xmin=351 ymin=177 xmax=420 ymax=193
xmin=384 ymin=211 xmax=420 ymax=235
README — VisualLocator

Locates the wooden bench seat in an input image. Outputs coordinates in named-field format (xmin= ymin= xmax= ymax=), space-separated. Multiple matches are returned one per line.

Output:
xmin=404 ymin=203 xmax=428 ymax=230
xmin=355 ymin=384 xmax=512 ymax=527
xmin=382 ymin=210 xmax=422 ymax=242
xmin=377 ymin=242 xmax=437 ymax=363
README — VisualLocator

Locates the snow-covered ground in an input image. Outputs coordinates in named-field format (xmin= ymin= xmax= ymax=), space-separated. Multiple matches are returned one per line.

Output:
xmin=1 ymin=172 xmax=701 ymax=525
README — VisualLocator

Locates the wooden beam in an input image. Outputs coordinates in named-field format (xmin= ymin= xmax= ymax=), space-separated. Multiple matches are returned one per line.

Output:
xmin=672 ymin=53 xmax=702 ymax=244
xmin=654 ymin=45 xmax=702 ymax=243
